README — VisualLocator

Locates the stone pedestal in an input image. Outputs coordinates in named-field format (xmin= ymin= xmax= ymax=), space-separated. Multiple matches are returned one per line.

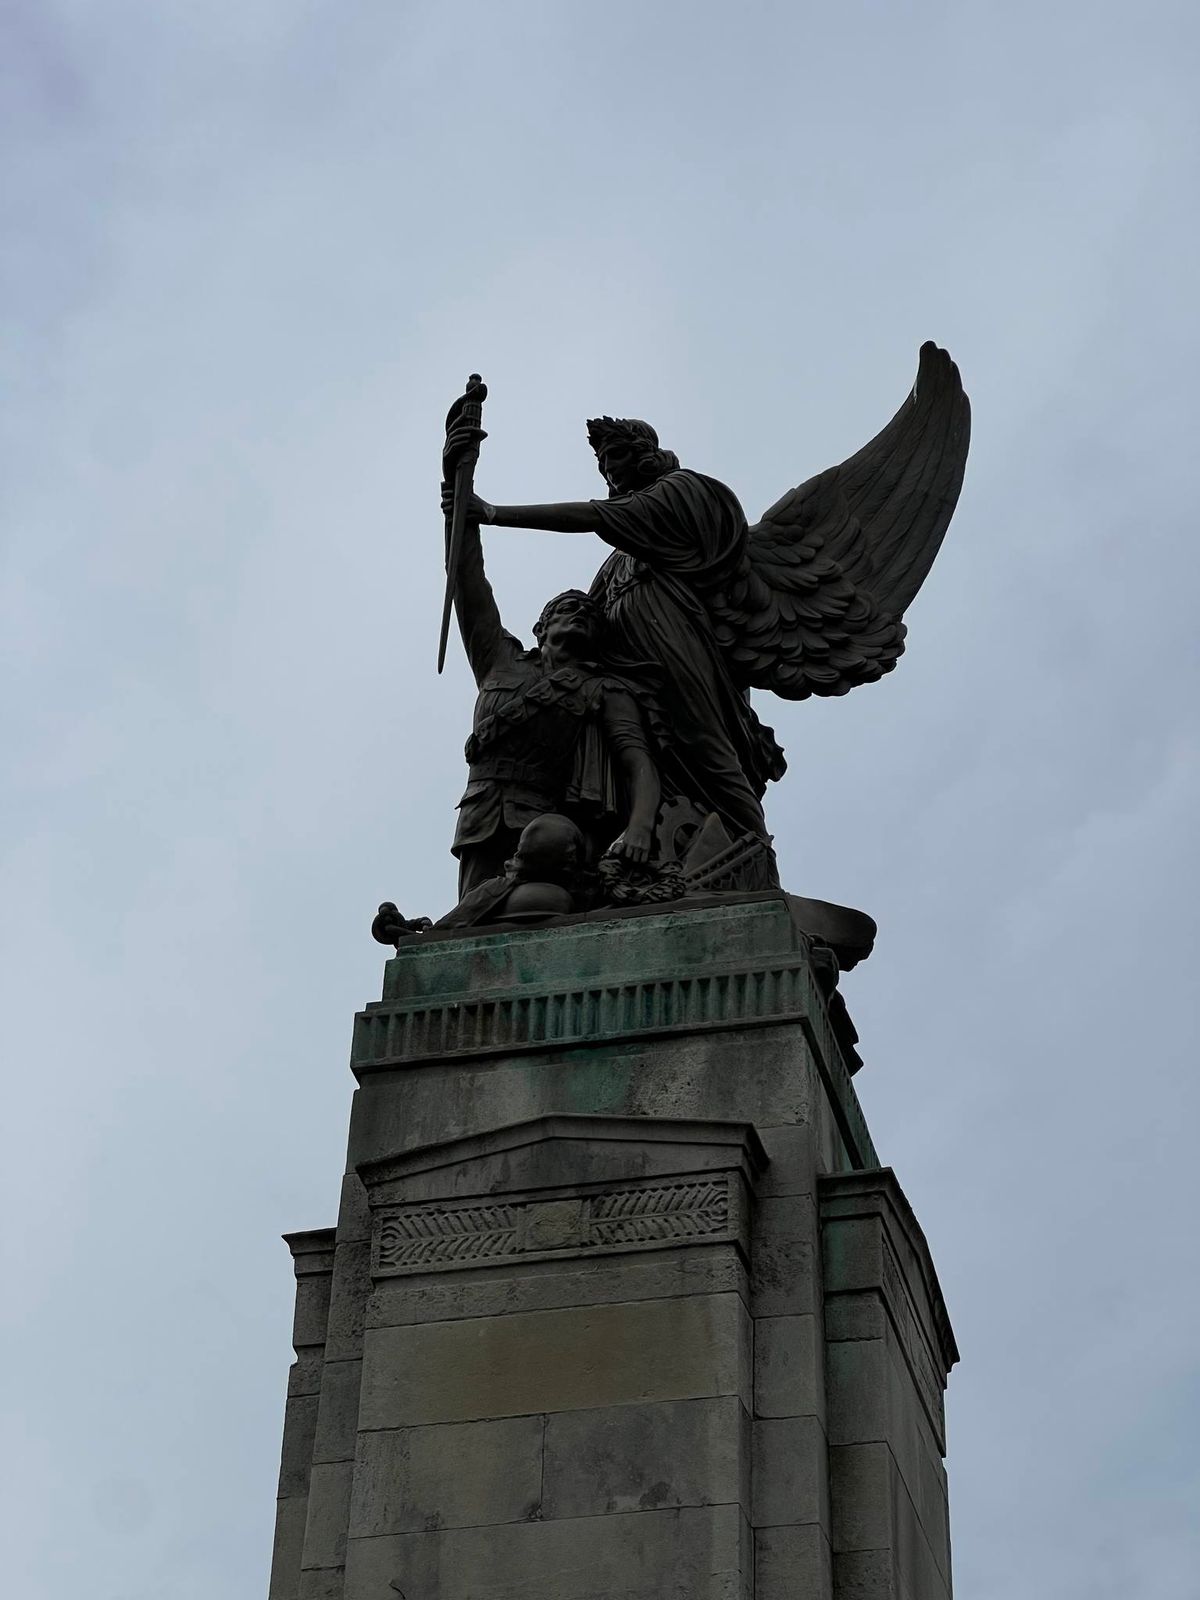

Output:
xmin=268 ymin=892 xmax=957 ymax=1600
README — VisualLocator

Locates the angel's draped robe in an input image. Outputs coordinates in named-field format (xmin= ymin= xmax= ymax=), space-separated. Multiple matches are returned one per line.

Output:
xmin=587 ymin=469 xmax=785 ymax=843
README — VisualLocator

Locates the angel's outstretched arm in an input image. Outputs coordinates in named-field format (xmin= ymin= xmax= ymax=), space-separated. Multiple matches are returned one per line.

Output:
xmin=461 ymin=493 xmax=603 ymax=534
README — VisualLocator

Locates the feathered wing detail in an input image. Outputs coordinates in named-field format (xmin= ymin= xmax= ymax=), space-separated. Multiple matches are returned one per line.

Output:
xmin=711 ymin=342 xmax=970 ymax=699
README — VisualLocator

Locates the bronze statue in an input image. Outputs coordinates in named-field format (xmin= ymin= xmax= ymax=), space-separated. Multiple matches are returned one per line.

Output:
xmin=445 ymin=343 xmax=969 ymax=862
xmin=434 ymin=813 xmax=587 ymax=930
xmin=439 ymin=434 xmax=661 ymax=897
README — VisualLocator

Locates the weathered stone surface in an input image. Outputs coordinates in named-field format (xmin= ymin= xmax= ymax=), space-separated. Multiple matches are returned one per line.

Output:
xmin=348 ymin=1026 xmax=821 ymax=1172
xmin=542 ymin=1396 xmax=749 ymax=1519
xmin=751 ymin=1194 xmax=818 ymax=1317
xmin=286 ymin=1230 xmax=336 ymax=1349
xmin=829 ymin=1441 xmax=892 ymax=1553
xmin=268 ymin=1495 xmax=309 ymax=1600
xmin=367 ymin=1243 xmax=749 ymax=1328
xmin=754 ymin=1124 xmax=819 ymax=1197
xmin=359 ymin=1292 xmax=752 ymax=1430
xmin=360 ymin=1113 xmax=766 ymax=1211
xmin=830 ymin=1443 xmax=949 ymax=1600
xmin=751 ymin=1414 xmax=828 ymax=1530
xmin=309 ymin=1358 xmax=362 ymax=1466
xmin=296 ymin=1567 xmax=344 ymax=1600
xmin=300 ymin=1459 xmax=352 ymax=1571
xmin=754 ymin=1313 xmax=825 ymax=1423
xmin=377 ymin=897 xmax=802 ymax=1006
xmin=825 ymin=1337 xmax=949 ymax=1578
xmin=824 ymin=1289 xmax=887 ymax=1344
xmin=271 ymin=1230 xmax=336 ymax=1600
xmin=343 ymin=1504 xmax=753 ymax=1600
xmin=349 ymin=1415 xmax=543 ymax=1536
xmin=277 ymin=1394 xmax=321 ymax=1499
xmin=821 ymin=1168 xmax=957 ymax=1600
xmin=831 ymin=1547 xmax=896 ymax=1599
xmin=820 ymin=1170 xmax=957 ymax=1435
xmin=756 ymin=1522 xmax=834 ymax=1600
xmin=294 ymin=1222 xmax=372 ymax=1591
xmin=287 ymin=1346 xmax=325 ymax=1401
xmin=331 ymin=1171 xmax=371 ymax=1246
xmin=321 ymin=1237 xmax=371 ymax=1364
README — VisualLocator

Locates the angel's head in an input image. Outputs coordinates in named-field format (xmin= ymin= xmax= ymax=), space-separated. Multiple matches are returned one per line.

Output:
xmin=587 ymin=417 xmax=680 ymax=494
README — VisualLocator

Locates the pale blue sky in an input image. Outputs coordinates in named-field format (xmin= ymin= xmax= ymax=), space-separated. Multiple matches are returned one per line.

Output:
xmin=2 ymin=3 xmax=1198 ymax=1596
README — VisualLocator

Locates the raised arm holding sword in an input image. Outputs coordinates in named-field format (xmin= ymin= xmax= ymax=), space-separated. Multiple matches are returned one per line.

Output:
xmin=437 ymin=375 xmax=661 ymax=900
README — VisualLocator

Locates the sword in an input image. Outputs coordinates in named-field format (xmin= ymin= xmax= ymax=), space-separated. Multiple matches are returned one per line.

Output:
xmin=436 ymin=372 xmax=488 ymax=674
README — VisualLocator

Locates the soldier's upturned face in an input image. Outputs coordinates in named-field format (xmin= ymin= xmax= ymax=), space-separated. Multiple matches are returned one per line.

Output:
xmin=541 ymin=598 xmax=598 ymax=655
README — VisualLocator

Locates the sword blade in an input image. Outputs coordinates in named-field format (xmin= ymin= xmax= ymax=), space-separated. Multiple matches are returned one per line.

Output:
xmin=436 ymin=374 xmax=486 ymax=674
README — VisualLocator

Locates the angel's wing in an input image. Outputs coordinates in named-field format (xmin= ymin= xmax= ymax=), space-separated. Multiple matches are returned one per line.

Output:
xmin=712 ymin=342 xmax=970 ymax=699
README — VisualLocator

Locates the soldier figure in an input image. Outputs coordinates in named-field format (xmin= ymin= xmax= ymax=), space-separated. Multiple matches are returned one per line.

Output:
xmin=441 ymin=442 xmax=661 ymax=899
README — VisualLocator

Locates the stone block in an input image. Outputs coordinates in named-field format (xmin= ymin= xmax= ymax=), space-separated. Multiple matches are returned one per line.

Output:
xmin=359 ymin=1292 xmax=752 ymax=1430
xmin=542 ymin=1395 xmax=749 ymax=1519
xmin=296 ymin=1567 xmax=344 ymax=1600
xmin=367 ymin=1243 xmax=749 ymax=1328
xmin=892 ymin=1473 xmax=951 ymax=1600
xmin=832 ymin=1548 xmax=897 ymax=1599
xmin=293 ymin=1277 xmax=334 ymax=1351
xmin=362 ymin=1113 xmax=768 ymax=1207
xmin=333 ymin=1171 xmax=371 ymax=1244
xmin=824 ymin=1289 xmax=886 ymax=1344
xmin=820 ymin=1170 xmax=958 ymax=1410
xmin=300 ymin=1458 xmax=352 ymax=1571
xmin=830 ymin=1443 xmax=949 ymax=1600
xmin=754 ymin=1314 xmax=824 ymax=1423
xmin=751 ymin=1414 xmax=828 ymax=1530
xmin=825 ymin=1336 xmax=889 ymax=1447
xmin=348 ymin=1026 xmax=820 ymax=1173
xmin=343 ymin=1504 xmax=753 ymax=1600
xmin=380 ymin=896 xmax=797 ymax=1004
xmin=751 ymin=1194 xmax=818 ymax=1317
xmin=268 ymin=1494 xmax=309 ymax=1600
xmin=814 ymin=1087 xmax=851 ymax=1176
xmin=349 ymin=1415 xmax=543 ymax=1536
xmin=277 ymin=1392 xmax=320 ymax=1498
xmin=288 ymin=1346 xmax=326 ymax=1400
xmin=826 ymin=1336 xmax=950 ymax=1579
xmin=830 ymin=1441 xmax=892 ymax=1553
xmin=321 ymin=1238 xmax=371 ymax=1364
xmin=754 ymin=1124 xmax=819 ymax=1197
xmin=755 ymin=1522 xmax=834 ymax=1600
xmin=310 ymin=1357 xmax=362 ymax=1466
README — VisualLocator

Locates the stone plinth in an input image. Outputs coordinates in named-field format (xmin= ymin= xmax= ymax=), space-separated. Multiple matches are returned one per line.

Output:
xmin=268 ymin=892 xmax=957 ymax=1600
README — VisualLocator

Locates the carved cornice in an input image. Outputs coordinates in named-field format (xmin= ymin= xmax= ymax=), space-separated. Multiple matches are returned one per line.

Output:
xmin=282 ymin=1228 xmax=336 ymax=1277
xmin=355 ymin=957 xmax=809 ymax=1067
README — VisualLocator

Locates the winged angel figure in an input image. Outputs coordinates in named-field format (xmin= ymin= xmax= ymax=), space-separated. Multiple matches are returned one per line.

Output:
xmin=462 ymin=343 xmax=969 ymax=860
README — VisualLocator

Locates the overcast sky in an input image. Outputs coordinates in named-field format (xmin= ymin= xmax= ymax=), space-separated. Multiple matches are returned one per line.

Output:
xmin=3 ymin=3 xmax=1198 ymax=1596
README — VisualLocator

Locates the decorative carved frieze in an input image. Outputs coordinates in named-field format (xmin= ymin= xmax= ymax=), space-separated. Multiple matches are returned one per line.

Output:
xmin=373 ymin=1176 xmax=736 ymax=1277
xmin=354 ymin=959 xmax=812 ymax=1071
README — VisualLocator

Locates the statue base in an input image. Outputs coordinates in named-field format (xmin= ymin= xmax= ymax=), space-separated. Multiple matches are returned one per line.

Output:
xmin=268 ymin=892 xmax=958 ymax=1600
